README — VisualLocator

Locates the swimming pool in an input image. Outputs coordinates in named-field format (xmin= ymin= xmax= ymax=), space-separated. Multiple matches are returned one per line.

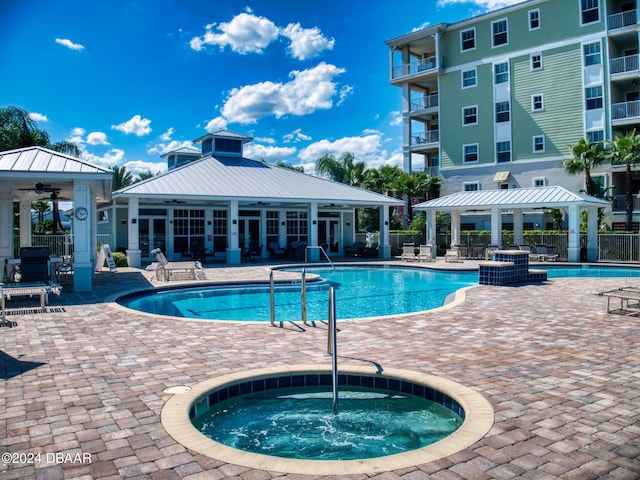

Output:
xmin=118 ymin=264 xmax=640 ymax=322
xmin=120 ymin=266 xmax=477 ymax=322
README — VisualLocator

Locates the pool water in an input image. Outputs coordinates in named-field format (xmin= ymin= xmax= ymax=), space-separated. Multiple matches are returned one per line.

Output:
xmin=192 ymin=386 xmax=463 ymax=460
xmin=545 ymin=265 xmax=640 ymax=278
xmin=120 ymin=267 xmax=477 ymax=321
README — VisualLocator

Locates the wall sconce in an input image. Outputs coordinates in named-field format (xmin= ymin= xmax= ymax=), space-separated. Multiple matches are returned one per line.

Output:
xmin=281 ymin=221 xmax=285 ymax=225
xmin=232 ymin=219 xmax=237 ymax=225
xmin=121 ymin=219 xmax=126 ymax=225
xmin=131 ymin=218 xmax=137 ymax=224
xmin=312 ymin=220 xmax=317 ymax=225
xmin=207 ymin=221 xmax=212 ymax=225
xmin=384 ymin=221 xmax=389 ymax=225
xmin=346 ymin=222 xmax=351 ymax=226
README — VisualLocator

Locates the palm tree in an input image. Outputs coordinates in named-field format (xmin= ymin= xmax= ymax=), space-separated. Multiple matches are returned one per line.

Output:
xmin=0 ymin=106 xmax=80 ymax=156
xmin=394 ymin=171 xmax=441 ymax=224
xmin=607 ymin=130 xmax=640 ymax=231
xmin=315 ymin=152 xmax=366 ymax=187
xmin=111 ymin=165 xmax=134 ymax=191
xmin=560 ymin=138 xmax=608 ymax=197
xmin=135 ymin=170 xmax=157 ymax=182
xmin=364 ymin=165 xmax=403 ymax=196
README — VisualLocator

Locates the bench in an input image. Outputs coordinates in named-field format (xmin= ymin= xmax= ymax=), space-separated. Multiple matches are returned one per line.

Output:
xmin=1 ymin=282 xmax=61 ymax=320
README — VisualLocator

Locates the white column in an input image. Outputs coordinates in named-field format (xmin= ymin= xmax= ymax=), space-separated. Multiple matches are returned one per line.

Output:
xmin=0 ymin=190 xmax=12 ymax=281
xmin=227 ymin=200 xmax=241 ymax=264
xmin=586 ymin=206 xmax=599 ymax=262
xmin=450 ymin=211 xmax=461 ymax=247
xmin=513 ymin=209 xmax=524 ymax=246
xmin=126 ymin=197 xmax=141 ymax=267
xmin=73 ymin=180 xmax=93 ymax=291
xmin=567 ymin=204 xmax=580 ymax=262
xmin=19 ymin=200 xmax=32 ymax=248
xmin=426 ymin=210 xmax=437 ymax=259
xmin=490 ymin=208 xmax=502 ymax=247
xmin=379 ymin=206 xmax=391 ymax=259
xmin=308 ymin=202 xmax=319 ymax=261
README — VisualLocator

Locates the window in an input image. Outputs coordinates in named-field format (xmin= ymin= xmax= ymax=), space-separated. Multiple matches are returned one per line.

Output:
xmin=586 ymin=86 xmax=603 ymax=110
xmin=533 ymin=135 xmax=545 ymax=152
xmin=492 ymin=19 xmax=508 ymax=47
xmin=463 ymin=106 xmax=478 ymax=125
xmin=462 ymin=68 xmax=477 ymax=88
xmin=496 ymin=141 xmax=511 ymax=163
xmin=286 ymin=211 xmax=308 ymax=244
xmin=463 ymin=144 xmax=479 ymax=163
xmin=529 ymin=9 xmax=540 ymax=30
xmin=532 ymin=94 xmax=544 ymax=111
xmin=495 ymin=62 xmax=509 ymax=84
xmin=463 ymin=182 xmax=479 ymax=191
xmin=495 ymin=101 xmax=510 ymax=123
xmin=531 ymin=53 xmax=542 ymax=70
xmin=581 ymin=0 xmax=599 ymax=24
xmin=461 ymin=28 xmax=475 ymax=51
xmin=173 ymin=209 xmax=205 ymax=256
xmin=212 ymin=209 xmax=228 ymax=252
xmin=583 ymin=42 xmax=601 ymax=66
xmin=587 ymin=130 xmax=604 ymax=143
xmin=499 ymin=183 xmax=509 ymax=190
xmin=532 ymin=177 xmax=547 ymax=187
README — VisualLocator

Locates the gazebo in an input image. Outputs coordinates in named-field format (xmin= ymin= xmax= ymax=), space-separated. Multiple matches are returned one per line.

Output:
xmin=414 ymin=186 xmax=612 ymax=262
xmin=0 ymin=146 xmax=113 ymax=291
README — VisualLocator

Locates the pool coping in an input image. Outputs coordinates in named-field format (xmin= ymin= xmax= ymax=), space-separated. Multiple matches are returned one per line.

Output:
xmin=160 ymin=364 xmax=494 ymax=475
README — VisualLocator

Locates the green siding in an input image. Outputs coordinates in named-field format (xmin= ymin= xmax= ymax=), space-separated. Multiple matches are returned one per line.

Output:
xmin=511 ymin=43 xmax=586 ymax=161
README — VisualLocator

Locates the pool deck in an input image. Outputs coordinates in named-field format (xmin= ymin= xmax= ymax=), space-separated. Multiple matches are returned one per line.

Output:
xmin=1 ymin=258 xmax=640 ymax=479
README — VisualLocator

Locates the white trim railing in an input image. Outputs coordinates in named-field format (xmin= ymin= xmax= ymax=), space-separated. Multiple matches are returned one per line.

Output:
xmin=610 ymin=54 xmax=639 ymax=75
xmin=608 ymin=10 xmax=637 ymax=30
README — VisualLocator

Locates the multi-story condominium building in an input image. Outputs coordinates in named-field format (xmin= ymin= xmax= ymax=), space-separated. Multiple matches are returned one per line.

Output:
xmin=386 ymin=0 xmax=640 ymax=231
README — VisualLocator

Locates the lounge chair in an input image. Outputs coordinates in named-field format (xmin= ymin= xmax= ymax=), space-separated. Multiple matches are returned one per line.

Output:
xmin=536 ymin=245 xmax=558 ymax=262
xmin=362 ymin=242 xmax=379 ymax=258
xmin=417 ymin=244 xmax=434 ymax=262
xmin=400 ymin=243 xmax=416 ymax=262
xmin=599 ymin=286 xmax=640 ymax=314
xmin=519 ymin=244 xmax=541 ymax=262
xmin=268 ymin=242 xmax=285 ymax=258
xmin=19 ymin=246 xmax=51 ymax=282
xmin=485 ymin=244 xmax=499 ymax=260
xmin=151 ymin=248 xmax=201 ymax=281
xmin=444 ymin=247 xmax=462 ymax=263
xmin=344 ymin=241 xmax=366 ymax=256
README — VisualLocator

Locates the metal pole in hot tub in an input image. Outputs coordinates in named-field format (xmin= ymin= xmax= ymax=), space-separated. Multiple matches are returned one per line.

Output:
xmin=328 ymin=286 xmax=338 ymax=413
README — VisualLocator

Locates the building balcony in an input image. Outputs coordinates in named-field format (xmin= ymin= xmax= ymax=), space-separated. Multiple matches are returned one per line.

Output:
xmin=391 ymin=56 xmax=437 ymax=81
xmin=612 ymin=194 xmax=640 ymax=212
xmin=610 ymin=54 xmax=639 ymax=75
xmin=611 ymin=100 xmax=640 ymax=122
xmin=608 ymin=9 xmax=638 ymax=31
xmin=410 ymin=93 xmax=439 ymax=112
xmin=410 ymin=130 xmax=439 ymax=152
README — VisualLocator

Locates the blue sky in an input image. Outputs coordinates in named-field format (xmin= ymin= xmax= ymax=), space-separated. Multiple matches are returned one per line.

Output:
xmin=1 ymin=0 xmax=524 ymax=176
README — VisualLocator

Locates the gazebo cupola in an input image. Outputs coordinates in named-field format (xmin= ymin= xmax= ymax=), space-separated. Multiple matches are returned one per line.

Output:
xmin=193 ymin=130 xmax=254 ymax=158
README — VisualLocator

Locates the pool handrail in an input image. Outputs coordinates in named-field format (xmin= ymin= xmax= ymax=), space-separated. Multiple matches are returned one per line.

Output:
xmin=305 ymin=246 xmax=335 ymax=271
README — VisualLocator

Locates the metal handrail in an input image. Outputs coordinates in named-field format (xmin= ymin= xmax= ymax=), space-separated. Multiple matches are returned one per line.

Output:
xmin=301 ymin=268 xmax=307 ymax=325
xmin=304 ymin=245 xmax=335 ymax=270
xmin=269 ymin=269 xmax=275 ymax=326
xmin=327 ymin=286 xmax=338 ymax=413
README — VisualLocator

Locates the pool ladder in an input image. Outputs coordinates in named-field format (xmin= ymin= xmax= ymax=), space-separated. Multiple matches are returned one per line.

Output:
xmin=305 ymin=246 xmax=335 ymax=271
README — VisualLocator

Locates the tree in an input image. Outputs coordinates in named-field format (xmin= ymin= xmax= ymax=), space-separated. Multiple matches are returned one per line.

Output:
xmin=560 ymin=138 xmax=608 ymax=197
xmin=315 ymin=152 xmax=366 ymax=187
xmin=393 ymin=171 xmax=441 ymax=225
xmin=0 ymin=106 xmax=80 ymax=156
xmin=363 ymin=165 xmax=403 ymax=196
xmin=111 ymin=165 xmax=134 ymax=191
xmin=607 ymin=130 xmax=640 ymax=231
xmin=274 ymin=160 xmax=304 ymax=173
xmin=135 ymin=170 xmax=157 ymax=182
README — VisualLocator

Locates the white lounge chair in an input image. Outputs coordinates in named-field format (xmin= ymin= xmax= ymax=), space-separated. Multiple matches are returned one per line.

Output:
xmin=536 ymin=245 xmax=558 ymax=262
xmin=485 ymin=244 xmax=499 ymax=260
xmin=151 ymin=248 xmax=201 ymax=281
xmin=400 ymin=243 xmax=416 ymax=262
xmin=417 ymin=244 xmax=434 ymax=262
xmin=444 ymin=248 xmax=462 ymax=263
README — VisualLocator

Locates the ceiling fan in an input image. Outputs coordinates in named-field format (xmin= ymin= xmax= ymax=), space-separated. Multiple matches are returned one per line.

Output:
xmin=163 ymin=199 xmax=186 ymax=204
xmin=19 ymin=182 xmax=58 ymax=194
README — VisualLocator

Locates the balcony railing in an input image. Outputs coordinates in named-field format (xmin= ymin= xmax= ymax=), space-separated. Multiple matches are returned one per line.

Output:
xmin=410 ymin=93 xmax=439 ymax=111
xmin=411 ymin=130 xmax=439 ymax=146
xmin=610 ymin=54 xmax=640 ymax=74
xmin=608 ymin=9 xmax=637 ymax=30
xmin=612 ymin=100 xmax=640 ymax=120
xmin=392 ymin=56 xmax=437 ymax=79
xmin=612 ymin=194 xmax=640 ymax=212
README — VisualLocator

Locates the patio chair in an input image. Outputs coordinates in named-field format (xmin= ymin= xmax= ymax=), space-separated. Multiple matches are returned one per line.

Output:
xmin=19 ymin=246 xmax=51 ymax=283
xmin=417 ymin=244 xmax=434 ymax=262
xmin=444 ymin=248 xmax=462 ymax=263
xmin=485 ymin=244 xmax=499 ymax=260
xmin=268 ymin=242 xmax=285 ymax=258
xmin=519 ymin=244 xmax=541 ymax=262
xmin=362 ymin=242 xmax=379 ymax=258
xmin=400 ymin=243 xmax=416 ymax=262
xmin=344 ymin=241 xmax=366 ymax=256
xmin=151 ymin=248 xmax=201 ymax=281
xmin=535 ymin=245 xmax=558 ymax=262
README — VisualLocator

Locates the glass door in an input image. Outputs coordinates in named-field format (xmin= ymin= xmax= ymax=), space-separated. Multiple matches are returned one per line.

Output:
xmin=140 ymin=217 xmax=166 ymax=259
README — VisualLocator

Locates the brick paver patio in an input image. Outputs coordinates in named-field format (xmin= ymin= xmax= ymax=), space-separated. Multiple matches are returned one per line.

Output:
xmin=1 ymin=260 xmax=639 ymax=479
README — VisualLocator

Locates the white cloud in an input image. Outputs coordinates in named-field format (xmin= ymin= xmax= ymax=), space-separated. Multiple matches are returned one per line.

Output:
xmin=283 ymin=128 xmax=311 ymax=143
xmin=221 ymin=62 xmax=345 ymax=124
xmin=204 ymin=116 xmax=228 ymax=132
xmin=55 ymin=38 xmax=84 ymax=51
xmin=280 ymin=23 xmax=334 ymax=60
xmin=29 ymin=112 xmax=48 ymax=122
xmin=111 ymin=115 xmax=152 ymax=137
xmin=437 ymin=0 xmax=526 ymax=9
xmin=86 ymin=131 xmax=109 ymax=145
xmin=81 ymin=148 xmax=126 ymax=169
xmin=146 ymin=140 xmax=194 ymax=156
xmin=190 ymin=12 xmax=333 ymax=60
xmin=67 ymin=127 xmax=86 ymax=146
xmin=190 ymin=12 xmax=278 ymax=54
xmin=160 ymin=127 xmax=174 ymax=141
xmin=337 ymin=85 xmax=353 ymax=106
xmin=123 ymin=160 xmax=166 ymax=177
xmin=244 ymin=143 xmax=297 ymax=163
xmin=412 ymin=22 xmax=431 ymax=32
xmin=390 ymin=111 xmax=403 ymax=126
